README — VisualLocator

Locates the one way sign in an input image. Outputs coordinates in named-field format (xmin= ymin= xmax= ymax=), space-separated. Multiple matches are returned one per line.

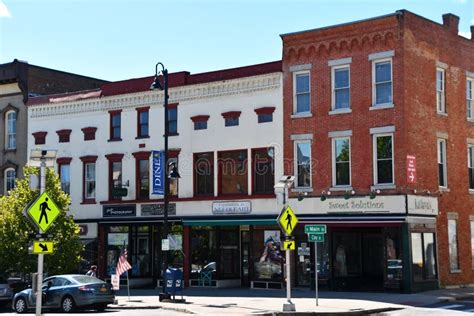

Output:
xmin=406 ymin=155 xmax=417 ymax=184
xmin=33 ymin=241 xmax=54 ymax=254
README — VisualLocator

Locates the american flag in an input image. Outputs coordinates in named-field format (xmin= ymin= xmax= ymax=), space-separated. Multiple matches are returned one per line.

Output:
xmin=115 ymin=247 xmax=132 ymax=276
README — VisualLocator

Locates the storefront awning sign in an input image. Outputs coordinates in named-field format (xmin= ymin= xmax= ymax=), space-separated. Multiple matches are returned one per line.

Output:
xmin=277 ymin=206 xmax=298 ymax=236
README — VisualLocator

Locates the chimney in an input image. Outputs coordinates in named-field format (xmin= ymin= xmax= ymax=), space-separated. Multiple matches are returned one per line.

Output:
xmin=471 ymin=25 xmax=474 ymax=41
xmin=442 ymin=13 xmax=460 ymax=35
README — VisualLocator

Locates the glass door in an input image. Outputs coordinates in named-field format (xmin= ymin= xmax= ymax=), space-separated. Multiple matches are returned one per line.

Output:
xmin=296 ymin=242 xmax=311 ymax=286
xmin=241 ymin=231 xmax=250 ymax=287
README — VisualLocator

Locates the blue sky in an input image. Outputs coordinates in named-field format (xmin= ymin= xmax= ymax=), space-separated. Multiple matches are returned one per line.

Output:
xmin=0 ymin=0 xmax=473 ymax=81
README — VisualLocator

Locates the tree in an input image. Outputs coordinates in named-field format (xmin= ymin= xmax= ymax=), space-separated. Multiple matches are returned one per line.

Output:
xmin=0 ymin=166 xmax=83 ymax=276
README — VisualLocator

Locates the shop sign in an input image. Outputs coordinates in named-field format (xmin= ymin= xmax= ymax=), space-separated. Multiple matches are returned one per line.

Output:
xmin=406 ymin=155 xmax=417 ymax=184
xmin=102 ymin=205 xmax=136 ymax=217
xmin=212 ymin=201 xmax=251 ymax=215
xmin=323 ymin=196 xmax=405 ymax=214
xmin=141 ymin=203 xmax=176 ymax=216
xmin=407 ymin=195 xmax=438 ymax=216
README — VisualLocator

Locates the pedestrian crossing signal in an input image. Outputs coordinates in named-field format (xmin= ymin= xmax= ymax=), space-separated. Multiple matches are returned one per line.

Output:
xmin=277 ymin=206 xmax=298 ymax=236
xmin=26 ymin=192 xmax=61 ymax=232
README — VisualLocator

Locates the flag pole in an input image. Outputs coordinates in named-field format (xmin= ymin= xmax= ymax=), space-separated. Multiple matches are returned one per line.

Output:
xmin=126 ymin=270 xmax=131 ymax=302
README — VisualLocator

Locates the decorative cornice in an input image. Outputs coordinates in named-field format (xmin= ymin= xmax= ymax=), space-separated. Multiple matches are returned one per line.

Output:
xmin=29 ymin=73 xmax=281 ymax=118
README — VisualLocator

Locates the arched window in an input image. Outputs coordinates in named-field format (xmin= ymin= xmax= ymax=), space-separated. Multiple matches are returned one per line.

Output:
xmin=6 ymin=111 xmax=16 ymax=149
xmin=4 ymin=168 xmax=16 ymax=193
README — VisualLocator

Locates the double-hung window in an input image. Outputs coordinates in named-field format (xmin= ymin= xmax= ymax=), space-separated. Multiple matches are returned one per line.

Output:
xmin=437 ymin=68 xmax=446 ymax=114
xmin=373 ymin=59 xmax=393 ymax=106
xmin=168 ymin=107 xmax=178 ymax=135
xmin=6 ymin=111 xmax=16 ymax=150
xmin=332 ymin=66 xmax=350 ymax=110
xmin=294 ymin=140 xmax=311 ymax=188
xmin=438 ymin=138 xmax=447 ymax=188
xmin=85 ymin=163 xmax=96 ymax=199
xmin=110 ymin=110 xmax=121 ymax=140
xmin=469 ymin=145 xmax=474 ymax=190
xmin=332 ymin=137 xmax=351 ymax=187
xmin=294 ymin=72 xmax=310 ymax=114
xmin=4 ymin=168 xmax=16 ymax=193
xmin=58 ymin=159 xmax=71 ymax=194
xmin=373 ymin=134 xmax=394 ymax=185
xmin=137 ymin=107 xmax=149 ymax=138
xmin=467 ymin=78 xmax=473 ymax=120
xmin=218 ymin=150 xmax=248 ymax=195
xmin=253 ymin=148 xmax=274 ymax=194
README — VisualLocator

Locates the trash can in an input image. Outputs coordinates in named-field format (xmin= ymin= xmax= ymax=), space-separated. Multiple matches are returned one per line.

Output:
xmin=165 ymin=268 xmax=184 ymax=302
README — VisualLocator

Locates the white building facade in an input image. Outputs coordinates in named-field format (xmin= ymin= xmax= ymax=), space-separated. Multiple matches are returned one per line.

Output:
xmin=28 ymin=62 xmax=285 ymax=288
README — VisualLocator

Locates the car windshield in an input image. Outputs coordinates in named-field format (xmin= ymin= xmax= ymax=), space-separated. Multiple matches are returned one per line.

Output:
xmin=71 ymin=275 xmax=102 ymax=284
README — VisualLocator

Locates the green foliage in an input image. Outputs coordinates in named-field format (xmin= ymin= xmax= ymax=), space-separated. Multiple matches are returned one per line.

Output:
xmin=0 ymin=166 xmax=83 ymax=276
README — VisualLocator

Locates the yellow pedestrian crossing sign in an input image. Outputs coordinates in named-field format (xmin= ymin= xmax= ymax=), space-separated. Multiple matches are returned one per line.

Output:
xmin=33 ymin=241 xmax=54 ymax=254
xmin=26 ymin=192 xmax=61 ymax=232
xmin=283 ymin=240 xmax=296 ymax=250
xmin=277 ymin=206 xmax=298 ymax=236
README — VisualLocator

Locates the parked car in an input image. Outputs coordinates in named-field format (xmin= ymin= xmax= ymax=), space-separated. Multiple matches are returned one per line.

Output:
xmin=0 ymin=276 xmax=13 ymax=307
xmin=12 ymin=274 xmax=114 ymax=313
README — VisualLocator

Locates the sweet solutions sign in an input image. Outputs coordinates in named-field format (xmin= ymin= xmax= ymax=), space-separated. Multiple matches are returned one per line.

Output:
xmin=320 ymin=196 xmax=406 ymax=214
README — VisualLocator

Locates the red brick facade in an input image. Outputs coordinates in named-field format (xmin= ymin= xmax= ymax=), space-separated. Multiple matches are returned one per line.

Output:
xmin=282 ymin=10 xmax=474 ymax=287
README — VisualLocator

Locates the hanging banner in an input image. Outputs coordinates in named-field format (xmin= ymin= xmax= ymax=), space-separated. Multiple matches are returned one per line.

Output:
xmin=152 ymin=150 xmax=165 ymax=195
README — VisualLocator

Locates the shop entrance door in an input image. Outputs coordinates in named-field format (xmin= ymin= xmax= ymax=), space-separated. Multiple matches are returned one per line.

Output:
xmin=241 ymin=231 xmax=250 ymax=287
xmin=361 ymin=233 xmax=384 ymax=289
xmin=296 ymin=242 xmax=311 ymax=287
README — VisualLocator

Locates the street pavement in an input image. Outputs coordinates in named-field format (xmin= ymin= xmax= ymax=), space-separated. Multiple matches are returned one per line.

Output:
xmin=0 ymin=308 xmax=185 ymax=315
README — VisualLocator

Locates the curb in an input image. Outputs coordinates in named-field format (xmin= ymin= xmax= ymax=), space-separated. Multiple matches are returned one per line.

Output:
xmin=109 ymin=304 xmax=194 ymax=314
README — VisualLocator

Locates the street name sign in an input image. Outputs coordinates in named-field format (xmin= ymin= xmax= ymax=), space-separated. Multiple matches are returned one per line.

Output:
xmin=304 ymin=224 xmax=326 ymax=234
xmin=26 ymin=192 xmax=61 ymax=232
xmin=277 ymin=206 xmax=298 ymax=236
xmin=308 ymin=234 xmax=324 ymax=242
xmin=283 ymin=240 xmax=296 ymax=250
xmin=33 ymin=241 xmax=53 ymax=254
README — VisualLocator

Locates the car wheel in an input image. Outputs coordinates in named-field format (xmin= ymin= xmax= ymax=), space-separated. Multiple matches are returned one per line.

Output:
xmin=96 ymin=303 xmax=108 ymax=312
xmin=61 ymin=296 xmax=75 ymax=313
xmin=14 ymin=297 xmax=27 ymax=314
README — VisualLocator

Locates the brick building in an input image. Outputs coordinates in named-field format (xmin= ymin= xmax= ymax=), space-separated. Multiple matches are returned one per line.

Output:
xmin=0 ymin=59 xmax=107 ymax=196
xmin=282 ymin=10 xmax=474 ymax=292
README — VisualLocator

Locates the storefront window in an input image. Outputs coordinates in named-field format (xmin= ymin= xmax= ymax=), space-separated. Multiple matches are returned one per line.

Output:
xmin=168 ymin=224 xmax=184 ymax=269
xmin=190 ymin=227 xmax=217 ymax=280
xmin=253 ymin=230 xmax=284 ymax=281
xmin=107 ymin=226 xmax=129 ymax=276
xmin=448 ymin=219 xmax=459 ymax=271
xmin=384 ymin=228 xmax=402 ymax=288
xmin=333 ymin=233 xmax=360 ymax=277
xmin=411 ymin=232 xmax=437 ymax=281
xmin=130 ymin=225 xmax=151 ymax=277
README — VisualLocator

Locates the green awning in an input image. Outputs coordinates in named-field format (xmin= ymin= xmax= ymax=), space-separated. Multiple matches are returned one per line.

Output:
xmin=183 ymin=218 xmax=277 ymax=227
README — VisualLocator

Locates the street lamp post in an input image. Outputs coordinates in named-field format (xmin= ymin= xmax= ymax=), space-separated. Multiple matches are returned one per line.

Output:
xmin=150 ymin=63 xmax=171 ymax=301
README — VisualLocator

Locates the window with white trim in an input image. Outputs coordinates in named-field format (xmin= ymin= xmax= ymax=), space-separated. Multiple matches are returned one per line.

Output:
xmin=467 ymin=78 xmax=473 ymax=120
xmin=332 ymin=66 xmax=350 ymax=110
xmin=373 ymin=59 xmax=393 ymax=106
xmin=468 ymin=145 xmax=474 ymax=190
xmin=4 ymin=168 xmax=16 ymax=193
xmin=448 ymin=218 xmax=459 ymax=271
xmin=293 ymin=72 xmax=310 ymax=114
xmin=332 ymin=137 xmax=351 ymax=186
xmin=60 ymin=164 xmax=71 ymax=194
xmin=294 ymin=140 xmax=311 ymax=188
xmin=437 ymin=68 xmax=446 ymax=114
xmin=438 ymin=138 xmax=447 ymax=188
xmin=373 ymin=134 xmax=394 ymax=185
xmin=5 ymin=111 xmax=16 ymax=150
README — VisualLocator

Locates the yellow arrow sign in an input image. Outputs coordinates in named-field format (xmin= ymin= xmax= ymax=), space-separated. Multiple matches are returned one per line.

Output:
xmin=26 ymin=192 xmax=61 ymax=232
xmin=33 ymin=241 xmax=54 ymax=254
xmin=283 ymin=240 xmax=295 ymax=250
xmin=277 ymin=206 xmax=298 ymax=236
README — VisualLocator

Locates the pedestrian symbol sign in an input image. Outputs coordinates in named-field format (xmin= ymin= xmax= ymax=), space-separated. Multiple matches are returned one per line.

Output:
xmin=277 ymin=206 xmax=298 ymax=236
xmin=26 ymin=192 xmax=61 ymax=232
xmin=33 ymin=241 xmax=53 ymax=254
xmin=283 ymin=240 xmax=296 ymax=250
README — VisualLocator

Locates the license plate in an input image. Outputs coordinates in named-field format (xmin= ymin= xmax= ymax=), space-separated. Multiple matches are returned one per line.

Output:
xmin=100 ymin=287 xmax=107 ymax=292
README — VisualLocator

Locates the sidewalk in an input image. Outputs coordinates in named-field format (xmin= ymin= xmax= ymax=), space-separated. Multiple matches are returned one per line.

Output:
xmin=109 ymin=286 xmax=470 ymax=315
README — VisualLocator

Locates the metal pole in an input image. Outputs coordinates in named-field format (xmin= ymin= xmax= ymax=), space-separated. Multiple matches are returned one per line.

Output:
xmin=286 ymin=244 xmax=291 ymax=303
xmin=315 ymin=241 xmax=318 ymax=306
xmin=162 ymin=68 xmax=169 ymax=296
xmin=35 ymin=157 xmax=46 ymax=316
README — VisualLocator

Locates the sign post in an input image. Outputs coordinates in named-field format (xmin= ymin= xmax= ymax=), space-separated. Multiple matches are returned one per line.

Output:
xmin=277 ymin=205 xmax=298 ymax=312
xmin=305 ymin=224 xmax=327 ymax=307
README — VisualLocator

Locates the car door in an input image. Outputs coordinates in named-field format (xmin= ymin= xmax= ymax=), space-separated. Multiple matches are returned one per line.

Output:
xmin=41 ymin=277 xmax=56 ymax=307
xmin=44 ymin=277 xmax=67 ymax=308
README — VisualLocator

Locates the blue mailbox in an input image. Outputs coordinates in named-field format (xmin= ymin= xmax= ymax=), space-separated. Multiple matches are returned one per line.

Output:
xmin=165 ymin=268 xmax=183 ymax=297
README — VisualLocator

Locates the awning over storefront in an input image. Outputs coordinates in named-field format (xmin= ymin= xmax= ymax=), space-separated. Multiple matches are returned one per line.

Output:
xmin=183 ymin=218 xmax=277 ymax=226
